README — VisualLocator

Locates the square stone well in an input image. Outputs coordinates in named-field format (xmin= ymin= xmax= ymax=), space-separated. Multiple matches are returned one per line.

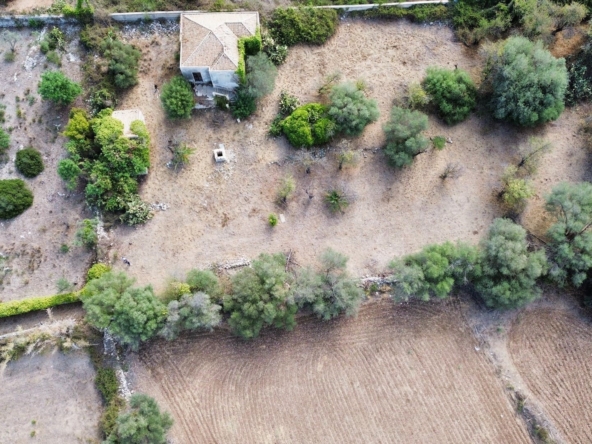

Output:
xmin=213 ymin=144 xmax=227 ymax=163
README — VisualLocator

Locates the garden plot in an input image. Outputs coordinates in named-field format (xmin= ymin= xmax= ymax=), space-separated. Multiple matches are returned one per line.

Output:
xmin=0 ymin=350 xmax=101 ymax=443
xmin=110 ymin=19 xmax=590 ymax=293
xmin=132 ymin=299 xmax=531 ymax=443
xmin=0 ymin=27 xmax=93 ymax=301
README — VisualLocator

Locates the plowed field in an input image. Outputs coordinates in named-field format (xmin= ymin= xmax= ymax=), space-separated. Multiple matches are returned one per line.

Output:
xmin=134 ymin=301 xmax=529 ymax=443
xmin=509 ymin=307 xmax=592 ymax=443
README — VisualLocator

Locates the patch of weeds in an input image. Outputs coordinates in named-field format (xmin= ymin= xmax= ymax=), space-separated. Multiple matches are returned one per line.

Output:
xmin=4 ymin=52 xmax=15 ymax=63
xmin=432 ymin=136 xmax=446 ymax=150
xmin=268 ymin=213 xmax=278 ymax=227
xmin=46 ymin=50 xmax=61 ymax=67
xmin=59 ymin=244 xmax=70 ymax=254
xmin=325 ymin=188 xmax=350 ymax=213
xmin=56 ymin=277 xmax=73 ymax=293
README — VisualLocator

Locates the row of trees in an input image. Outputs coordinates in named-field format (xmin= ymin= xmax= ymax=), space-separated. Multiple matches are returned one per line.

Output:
xmin=392 ymin=181 xmax=592 ymax=308
xmin=81 ymin=248 xmax=364 ymax=348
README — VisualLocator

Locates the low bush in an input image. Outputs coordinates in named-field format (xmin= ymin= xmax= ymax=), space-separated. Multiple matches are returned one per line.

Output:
xmin=279 ymin=91 xmax=300 ymax=116
xmin=100 ymin=397 xmax=125 ymax=439
xmin=500 ymin=166 xmax=534 ymax=212
xmin=423 ymin=67 xmax=477 ymax=125
xmin=161 ymin=76 xmax=194 ymax=119
xmin=383 ymin=106 xmax=429 ymax=168
xmin=231 ymin=86 xmax=257 ymax=119
xmin=0 ymin=179 xmax=34 ymax=219
xmin=95 ymin=367 xmax=119 ymax=404
xmin=361 ymin=4 xmax=449 ymax=22
xmin=76 ymin=218 xmax=98 ymax=249
xmin=268 ymin=7 xmax=338 ymax=46
xmin=281 ymin=103 xmax=334 ymax=148
xmin=101 ymin=38 xmax=141 ymax=89
xmin=185 ymin=269 xmax=223 ymax=300
xmin=0 ymin=291 xmax=79 ymax=318
xmin=407 ymin=82 xmax=430 ymax=109
xmin=432 ymin=136 xmax=446 ymax=150
xmin=119 ymin=195 xmax=153 ymax=225
xmin=276 ymin=175 xmax=296 ymax=205
xmin=0 ymin=127 xmax=10 ymax=156
xmin=57 ymin=158 xmax=81 ymax=190
xmin=268 ymin=213 xmax=279 ymax=226
xmin=87 ymin=263 xmax=111 ymax=281
xmin=262 ymin=32 xmax=288 ymax=66
xmin=15 ymin=147 xmax=44 ymax=178
xmin=325 ymin=188 xmax=349 ymax=213
xmin=246 ymin=53 xmax=277 ymax=99
xmin=565 ymin=42 xmax=592 ymax=106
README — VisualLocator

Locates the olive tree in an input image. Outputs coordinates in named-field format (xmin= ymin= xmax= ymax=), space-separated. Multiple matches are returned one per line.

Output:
xmin=223 ymin=253 xmax=296 ymax=339
xmin=390 ymin=242 xmax=478 ymax=301
xmin=545 ymin=182 xmax=592 ymax=287
xmin=483 ymin=36 xmax=568 ymax=126
xmin=328 ymin=82 xmax=379 ymax=136
xmin=105 ymin=394 xmax=173 ymax=444
xmin=474 ymin=218 xmax=547 ymax=309
xmin=294 ymin=248 xmax=364 ymax=320
xmin=82 ymin=272 xmax=166 ymax=350
xmin=160 ymin=292 xmax=222 ymax=341
xmin=383 ymin=106 xmax=429 ymax=168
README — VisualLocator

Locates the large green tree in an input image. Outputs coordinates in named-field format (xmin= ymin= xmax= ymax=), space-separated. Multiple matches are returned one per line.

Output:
xmin=383 ymin=106 xmax=429 ymax=168
xmin=484 ymin=36 xmax=568 ymax=126
xmin=106 ymin=394 xmax=173 ymax=444
xmin=328 ymin=82 xmax=379 ymax=136
xmin=294 ymin=248 xmax=364 ymax=320
xmin=38 ymin=71 xmax=82 ymax=106
xmin=474 ymin=218 xmax=547 ymax=309
xmin=390 ymin=242 xmax=478 ymax=301
xmin=223 ymin=253 xmax=296 ymax=339
xmin=545 ymin=182 xmax=592 ymax=287
xmin=82 ymin=272 xmax=166 ymax=350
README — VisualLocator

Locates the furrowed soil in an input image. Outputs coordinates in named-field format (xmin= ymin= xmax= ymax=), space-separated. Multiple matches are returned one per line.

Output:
xmin=132 ymin=299 xmax=531 ymax=443
xmin=0 ymin=350 xmax=101 ymax=443
xmin=509 ymin=302 xmax=592 ymax=443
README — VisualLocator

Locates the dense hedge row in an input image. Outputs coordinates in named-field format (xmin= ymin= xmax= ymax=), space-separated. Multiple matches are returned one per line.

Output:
xmin=0 ymin=291 xmax=80 ymax=318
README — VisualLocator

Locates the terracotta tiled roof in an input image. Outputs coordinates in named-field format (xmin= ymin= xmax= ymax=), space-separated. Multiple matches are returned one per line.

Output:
xmin=180 ymin=12 xmax=259 ymax=71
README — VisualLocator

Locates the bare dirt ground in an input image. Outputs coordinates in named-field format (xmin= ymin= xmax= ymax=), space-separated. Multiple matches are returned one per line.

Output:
xmin=0 ymin=27 xmax=93 ymax=302
xmin=0 ymin=349 xmax=101 ymax=443
xmin=0 ymin=0 xmax=54 ymax=13
xmin=110 ymin=19 xmax=591 ymax=294
xmin=132 ymin=299 xmax=531 ymax=443
xmin=509 ymin=297 xmax=592 ymax=443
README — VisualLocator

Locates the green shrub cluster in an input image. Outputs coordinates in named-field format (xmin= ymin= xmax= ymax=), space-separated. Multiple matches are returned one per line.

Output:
xmin=58 ymin=108 xmax=152 ymax=224
xmin=383 ymin=106 xmax=429 ymax=168
xmin=565 ymin=42 xmax=592 ymax=106
xmin=237 ymin=31 xmax=262 ymax=83
xmin=38 ymin=71 xmax=82 ymax=106
xmin=268 ymin=7 xmax=338 ymax=46
xmin=281 ymin=103 xmax=335 ymax=148
xmin=100 ymin=38 xmax=141 ymax=90
xmin=361 ymin=4 xmax=449 ymax=22
xmin=88 ymin=263 xmax=111 ymax=281
xmin=15 ymin=147 xmax=44 ymax=178
xmin=0 ymin=291 xmax=79 ymax=318
xmin=161 ymin=76 xmax=195 ymax=119
xmin=0 ymin=127 xmax=10 ymax=157
xmin=95 ymin=367 xmax=119 ymax=404
xmin=483 ymin=36 xmax=568 ymax=126
xmin=0 ymin=179 xmax=34 ymax=220
xmin=423 ymin=67 xmax=477 ymax=125
xmin=328 ymin=82 xmax=379 ymax=136
xmin=262 ymin=32 xmax=288 ymax=66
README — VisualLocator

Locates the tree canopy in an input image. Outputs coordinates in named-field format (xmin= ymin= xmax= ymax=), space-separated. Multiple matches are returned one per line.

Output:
xmin=160 ymin=292 xmax=222 ymax=341
xmin=294 ymin=248 xmax=364 ymax=320
xmin=38 ymin=71 xmax=82 ymax=106
xmin=246 ymin=53 xmax=278 ymax=99
xmin=328 ymin=82 xmax=379 ymax=136
xmin=545 ymin=182 xmax=592 ymax=287
xmin=484 ymin=36 xmax=568 ymax=126
xmin=82 ymin=272 xmax=166 ymax=350
xmin=474 ymin=218 xmax=547 ymax=309
xmin=423 ymin=67 xmax=476 ymax=125
xmin=105 ymin=394 xmax=173 ymax=444
xmin=383 ymin=106 xmax=429 ymax=168
xmin=160 ymin=76 xmax=195 ymax=119
xmin=223 ymin=253 xmax=297 ymax=339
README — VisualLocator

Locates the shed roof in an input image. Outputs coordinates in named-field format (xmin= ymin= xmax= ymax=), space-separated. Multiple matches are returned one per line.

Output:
xmin=180 ymin=12 xmax=258 ymax=71
xmin=112 ymin=109 xmax=145 ymax=138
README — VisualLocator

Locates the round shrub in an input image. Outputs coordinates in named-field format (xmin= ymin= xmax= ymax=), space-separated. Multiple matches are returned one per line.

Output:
xmin=0 ymin=179 xmax=34 ymax=219
xmin=281 ymin=103 xmax=334 ymax=148
xmin=38 ymin=71 xmax=82 ymax=106
xmin=87 ymin=263 xmax=111 ymax=281
xmin=15 ymin=147 xmax=44 ymax=178
xmin=484 ymin=36 xmax=568 ymax=127
xmin=160 ymin=76 xmax=194 ymax=119
xmin=423 ymin=67 xmax=477 ymax=125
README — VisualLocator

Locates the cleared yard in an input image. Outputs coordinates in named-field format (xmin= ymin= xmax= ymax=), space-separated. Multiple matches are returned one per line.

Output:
xmin=0 ymin=350 xmax=101 ymax=443
xmin=111 ymin=20 xmax=591 ymax=293
xmin=509 ymin=304 xmax=592 ymax=443
xmin=132 ymin=300 xmax=530 ymax=443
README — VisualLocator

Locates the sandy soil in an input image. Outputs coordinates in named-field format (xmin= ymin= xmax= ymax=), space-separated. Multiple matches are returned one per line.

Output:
xmin=0 ymin=27 xmax=93 ymax=302
xmin=0 ymin=349 xmax=101 ymax=443
xmin=109 ymin=19 xmax=591 ymax=294
xmin=0 ymin=0 xmax=54 ymax=13
xmin=509 ymin=300 xmax=592 ymax=443
xmin=132 ymin=299 xmax=531 ymax=443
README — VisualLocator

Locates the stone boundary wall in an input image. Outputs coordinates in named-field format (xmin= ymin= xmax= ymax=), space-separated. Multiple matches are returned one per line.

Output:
xmin=109 ymin=1 xmax=448 ymax=21
xmin=0 ymin=14 xmax=77 ymax=28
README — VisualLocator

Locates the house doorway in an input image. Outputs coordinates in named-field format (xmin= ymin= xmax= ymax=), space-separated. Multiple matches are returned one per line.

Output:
xmin=192 ymin=72 xmax=204 ymax=83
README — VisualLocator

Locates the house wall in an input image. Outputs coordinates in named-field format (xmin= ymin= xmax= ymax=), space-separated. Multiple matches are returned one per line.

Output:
xmin=210 ymin=71 xmax=239 ymax=90
xmin=180 ymin=66 xmax=211 ymax=84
